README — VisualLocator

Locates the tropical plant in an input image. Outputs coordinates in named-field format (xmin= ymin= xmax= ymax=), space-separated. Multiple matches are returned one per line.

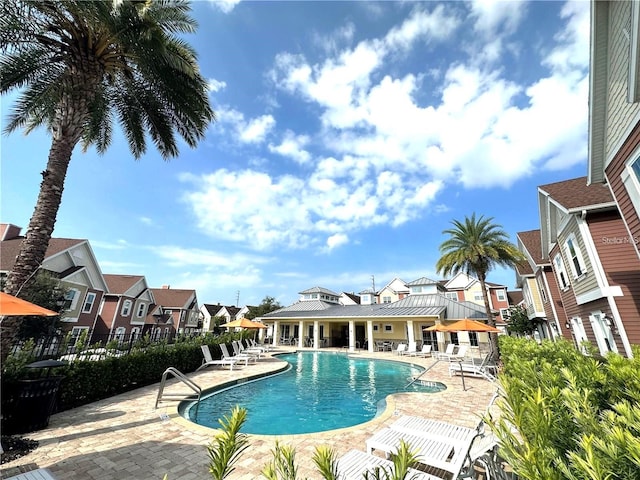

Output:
xmin=505 ymin=305 xmax=540 ymax=336
xmin=247 ymin=296 xmax=283 ymax=320
xmin=207 ymin=406 xmax=250 ymax=480
xmin=436 ymin=213 xmax=524 ymax=360
xmin=489 ymin=336 xmax=640 ymax=480
xmin=0 ymin=0 xmax=214 ymax=363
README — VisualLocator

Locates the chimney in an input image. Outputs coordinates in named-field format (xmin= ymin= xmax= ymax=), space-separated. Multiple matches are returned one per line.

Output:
xmin=162 ymin=285 xmax=170 ymax=289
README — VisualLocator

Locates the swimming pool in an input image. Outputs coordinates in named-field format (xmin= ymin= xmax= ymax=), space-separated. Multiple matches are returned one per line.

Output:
xmin=182 ymin=351 xmax=446 ymax=435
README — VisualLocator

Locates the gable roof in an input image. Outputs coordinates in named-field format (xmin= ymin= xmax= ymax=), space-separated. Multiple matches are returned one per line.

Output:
xmin=150 ymin=287 xmax=197 ymax=309
xmin=0 ymin=236 xmax=85 ymax=271
xmin=538 ymin=176 xmax=615 ymax=212
xmin=299 ymin=286 xmax=340 ymax=296
xmin=406 ymin=277 xmax=440 ymax=286
xmin=517 ymin=229 xmax=547 ymax=264
xmin=103 ymin=274 xmax=145 ymax=296
xmin=342 ymin=292 xmax=361 ymax=304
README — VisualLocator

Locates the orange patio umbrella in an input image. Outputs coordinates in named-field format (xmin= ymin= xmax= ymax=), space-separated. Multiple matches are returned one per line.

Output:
xmin=440 ymin=318 xmax=500 ymax=333
xmin=220 ymin=318 xmax=267 ymax=329
xmin=423 ymin=323 xmax=450 ymax=332
xmin=0 ymin=292 xmax=58 ymax=317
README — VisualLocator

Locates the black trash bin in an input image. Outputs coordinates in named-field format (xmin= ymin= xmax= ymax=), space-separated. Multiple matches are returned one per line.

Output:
xmin=1 ymin=359 xmax=66 ymax=435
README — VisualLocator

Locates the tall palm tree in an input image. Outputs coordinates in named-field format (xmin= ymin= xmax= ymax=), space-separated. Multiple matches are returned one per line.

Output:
xmin=436 ymin=213 xmax=524 ymax=360
xmin=0 ymin=0 xmax=214 ymax=362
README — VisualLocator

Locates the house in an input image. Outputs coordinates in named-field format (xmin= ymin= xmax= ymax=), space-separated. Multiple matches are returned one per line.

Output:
xmin=150 ymin=286 xmax=200 ymax=334
xmin=340 ymin=292 xmax=361 ymax=305
xmin=537 ymin=177 xmax=639 ymax=357
xmin=260 ymin=279 xmax=494 ymax=355
xmin=588 ymin=1 xmax=640 ymax=260
xmin=98 ymin=274 xmax=154 ymax=342
xmin=515 ymin=229 xmax=568 ymax=340
xmin=441 ymin=272 xmax=511 ymax=325
xmin=200 ymin=303 xmax=240 ymax=332
xmin=0 ymin=224 xmax=108 ymax=340
xmin=376 ymin=278 xmax=410 ymax=304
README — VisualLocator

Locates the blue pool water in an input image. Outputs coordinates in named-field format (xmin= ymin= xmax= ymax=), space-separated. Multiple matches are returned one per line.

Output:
xmin=183 ymin=351 xmax=446 ymax=435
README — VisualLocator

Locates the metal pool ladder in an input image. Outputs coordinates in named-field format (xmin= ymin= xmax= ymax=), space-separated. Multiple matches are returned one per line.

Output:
xmin=155 ymin=367 xmax=201 ymax=416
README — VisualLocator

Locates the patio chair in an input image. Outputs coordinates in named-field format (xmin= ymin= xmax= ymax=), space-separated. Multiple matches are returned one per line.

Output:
xmin=411 ymin=344 xmax=432 ymax=357
xmin=336 ymin=449 xmax=441 ymax=480
xmin=449 ymin=353 xmax=498 ymax=382
xmin=232 ymin=340 xmax=259 ymax=362
xmin=5 ymin=468 xmax=58 ymax=480
xmin=249 ymin=338 xmax=270 ymax=352
xmin=238 ymin=339 xmax=263 ymax=358
xmin=195 ymin=345 xmax=237 ymax=371
xmin=435 ymin=343 xmax=457 ymax=360
xmin=394 ymin=343 xmax=407 ymax=355
xmin=406 ymin=341 xmax=417 ymax=355
xmin=220 ymin=343 xmax=252 ymax=366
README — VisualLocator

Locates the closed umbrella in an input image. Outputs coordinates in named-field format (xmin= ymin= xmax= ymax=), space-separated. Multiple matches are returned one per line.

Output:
xmin=0 ymin=292 xmax=58 ymax=317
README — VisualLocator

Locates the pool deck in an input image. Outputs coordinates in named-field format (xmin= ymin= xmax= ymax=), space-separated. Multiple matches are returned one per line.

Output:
xmin=1 ymin=348 xmax=499 ymax=480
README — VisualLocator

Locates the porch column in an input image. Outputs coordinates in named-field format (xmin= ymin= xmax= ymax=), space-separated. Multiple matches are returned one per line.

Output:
xmin=298 ymin=320 xmax=304 ymax=348
xmin=367 ymin=320 xmax=374 ymax=352
xmin=348 ymin=320 xmax=356 ymax=352
xmin=313 ymin=320 xmax=320 ymax=349
xmin=273 ymin=321 xmax=279 ymax=346
xmin=407 ymin=320 xmax=415 ymax=344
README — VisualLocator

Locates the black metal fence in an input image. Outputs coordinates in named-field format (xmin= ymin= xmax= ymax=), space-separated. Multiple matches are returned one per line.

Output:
xmin=9 ymin=331 xmax=188 ymax=362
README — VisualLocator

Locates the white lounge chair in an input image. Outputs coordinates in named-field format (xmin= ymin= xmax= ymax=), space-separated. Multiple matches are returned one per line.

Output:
xmin=410 ymin=344 xmax=432 ymax=357
xmin=237 ymin=339 xmax=263 ymax=358
xmin=449 ymin=354 xmax=497 ymax=381
xmin=336 ymin=450 xmax=441 ymax=480
xmin=220 ymin=343 xmax=251 ymax=366
xmin=195 ymin=345 xmax=237 ymax=371
xmin=249 ymin=338 xmax=269 ymax=352
xmin=232 ymin=341 xmax=259 ymax=363
xmin=395 ymin=343 xmax=407 ymax=355
xmin=406 ymin=341 xmax=417 ymax=356
xmin=435 ymin=343 xmax=456 ymax=360
xmin=5 ymin=468 xmax=58 ymax=480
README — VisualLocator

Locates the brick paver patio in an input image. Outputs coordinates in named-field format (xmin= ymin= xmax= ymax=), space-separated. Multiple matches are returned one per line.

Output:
xmin=1 ymin=348 xmax=499 ymax=480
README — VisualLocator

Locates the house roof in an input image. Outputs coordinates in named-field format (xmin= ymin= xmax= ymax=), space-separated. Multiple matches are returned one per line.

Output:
xmin=406 ymin=277 xmax=441 ymax=286
xmin=507 ymin=290 xmax=524 ymax=305
xmin=517 ymin=229 xmax=547 ymax=264
xmin=103 ymin=274 xmax=145 ymax=295
xmin=262 ymin=293 xmax=487 ymax=321
xmin=0 ymin=236 xmax=85 ymax=271
xmin=150 ymin=287 xmax=196 ymax=309
xmin=299 ymin=286 xmax=340 ymax=296
xmin=342 ymin=292 xmax=361 ymax=304
xmin=538 ymin=176 xmax=614 ymax=212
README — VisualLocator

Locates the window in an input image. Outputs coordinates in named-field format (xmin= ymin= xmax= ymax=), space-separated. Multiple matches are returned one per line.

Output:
xmin=373 ymin=324 xmax=379 ymax=332
xmin=82 ymin=292 xmax=96 ymax=313
xmin=382 ymin=296 xmax=391 ymax=304
xmin=121 ymin=300 xmax=132 ymax=317
xmin=131 ymin=327 xmax=141 ymax=341
xmin=564 ymin=234 xmax=586 ymax=278
xmin=384 ymin=324 xmax=393 ymax=333
xmin=500 ymin=308 xmax=511 ymax=320
xmin=410 ymin=286 xmax=422 ymax=294
xmin=450 ymin=332 xmax=459 ymax=345
xmin=589 ymin=311 xmax=617 ymax=355
xmin=496 ymin=290 xmax=506 ymax=302
xmin=473 ymin=292 xmax=483 ymax=302
xmin=536 ymin=276 xmax=548 ymax=303
xmin=469 ymin=332 xmax=479 ymax=347
xmin=553 ymin=254 xmax=569 ymax=289
xmin=114 ymin=327 xmax=126 ymax=343
xmin=63 ymin=289 xmax=80 ymax=310
xmin=445 ymin=292 xmax=458 ymax=300
xmin=136 ymin=302 xmax=146 ymax=317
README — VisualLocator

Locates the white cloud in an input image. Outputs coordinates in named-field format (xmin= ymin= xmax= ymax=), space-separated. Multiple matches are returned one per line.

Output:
xmin=215 ymin=107 xmax=275 ymax=145
xmin=207 ymin=0 xmax=240 ymax=14
xmin=239 ymin=115 xmax=275 ymax=144
xmin=268 ymin=130 xmax=311 ymax=164
xmin=207 ymin=78 xmax=227 ymax=93
xmin=470 ymin=0 xmax=527 ymax=36
xmin=326 ymin=233 xmax=349 ymax=251
xmin=139 ymin=216 xmax=153 ymax=226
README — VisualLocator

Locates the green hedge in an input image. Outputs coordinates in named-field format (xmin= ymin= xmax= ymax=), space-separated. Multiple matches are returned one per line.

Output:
xmin=1 ymin=332 xmax=247 ymax=413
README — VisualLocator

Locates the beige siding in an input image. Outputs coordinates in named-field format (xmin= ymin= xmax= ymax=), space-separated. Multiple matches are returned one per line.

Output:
xmin=607 ymin=1 xmax=640 ymax=156
xmin=557 ymin=217 xmax=599 ymax=296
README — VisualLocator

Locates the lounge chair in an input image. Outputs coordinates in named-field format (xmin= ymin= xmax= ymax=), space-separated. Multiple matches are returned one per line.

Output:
xmin=435 ymin=343 xmax=456 ymax=360
xmin=195 ymin=345 xmax=237 ymax=371
xmin=220 ymin=343 xmax=252 ymax=366
xmin=336 ymin=449 xmax=441 ymax=480
xmin=232 ymin=341 xmax=259 ymax=363
xmin=410 ymin=344 xmax=432 ymax=357
xmin=5 ymin=468 xmax=58 ymax=480
xmin=449 ymin=354 xmax=497 ymax=382
xmin=238 ymin=339 xmax=263 ymax=358
xmin=406 ymin=341 xmax=417 ymax=356
xmin=249 ymin=338 xmax=269 ymax=352
xmin=395 ymin=343 xmax=407 ymax=355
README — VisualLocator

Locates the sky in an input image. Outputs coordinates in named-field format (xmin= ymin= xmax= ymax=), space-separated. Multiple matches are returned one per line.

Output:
xmin=1 ymin=0 xmax=590 ymax=308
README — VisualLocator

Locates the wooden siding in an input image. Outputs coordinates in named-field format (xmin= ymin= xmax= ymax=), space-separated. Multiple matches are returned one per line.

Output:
xmin=606 ymin=121 xmax=640 ymax=251
xmin=542 ymin=266 xmax=571 ymax=339
xmin=607 ymin=1 xmax=640 ymax=155
xmin=588 ymin=210 xmax=640 ymax=345
xmin=557 ymin=216 xmax=600 ymax=296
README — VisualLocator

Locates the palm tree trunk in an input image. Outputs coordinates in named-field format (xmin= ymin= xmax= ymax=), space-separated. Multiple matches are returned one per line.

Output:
xmin=478 ymin=273 xmax=500 ymax=361
xmin=1 ymin=121 xmax=82 ymax=363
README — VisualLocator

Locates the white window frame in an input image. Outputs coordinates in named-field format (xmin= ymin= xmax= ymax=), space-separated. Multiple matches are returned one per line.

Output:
xmin=82 ymin=292 xmax=96 ymax=313
xmin=553 ymin=254 xmax=569 ymax=290
xmin=621 ymin=154 xmax=640 ymax=221
xmin=131 ymin=327 xmax=141 ymax=340
xmin=382 ymin=296 xmax=391 ymax=304
xmin=63 ymin=288 xmax=81 ymax=311
xmin=410 ymin=286 xmax=422 ymax=294
xmin=500 ymin=308 xmax=511 ymax=320
xmin=444 ymin=292 xmax=458 ymax=300
xmin=469 ymin=332 xmax=479 ymax=347
xmin=114 ymin=327 xmax=126 ymax=342
xmin=496 ymin=289 xmax=506 ymax=302
xmin=121 ymin=299 xmax=132 ymax=317
xmin=589 ymin=311 xmax=617 ymax=355
xmin=473 ymin=292 xmax=483 ymax=302
xmin=536 ymin=275 xmax=548 ymax=303
xmin=136 ymin=302 xmax=146 ymax=318
xmin=564 ymin=234 xmax=587 ymax=279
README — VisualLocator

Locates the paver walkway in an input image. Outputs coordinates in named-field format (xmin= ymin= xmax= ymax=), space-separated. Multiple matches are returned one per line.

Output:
xmin=1 ymin=348 xmax=499 ymax=480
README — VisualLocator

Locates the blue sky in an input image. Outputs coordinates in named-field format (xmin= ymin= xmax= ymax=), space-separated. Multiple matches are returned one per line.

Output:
xmin=1 ymin=0 xmax=590 ymax=307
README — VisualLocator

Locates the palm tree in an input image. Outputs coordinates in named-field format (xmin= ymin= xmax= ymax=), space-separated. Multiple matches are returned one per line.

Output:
xmin=0 ymin=0 xmax=214 ymax=362
xmin=436 ymin=213 xmax=524 ymax=360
